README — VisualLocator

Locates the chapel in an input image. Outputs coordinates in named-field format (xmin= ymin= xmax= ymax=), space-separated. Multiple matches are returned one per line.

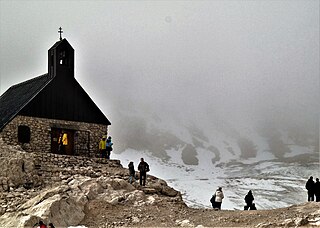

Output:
xmin=0 ymin=28 xmax=111 ymax=157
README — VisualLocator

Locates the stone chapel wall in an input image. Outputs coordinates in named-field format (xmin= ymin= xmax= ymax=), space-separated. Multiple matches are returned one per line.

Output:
xmin=0 ymin=115 xmax=108 ymax=157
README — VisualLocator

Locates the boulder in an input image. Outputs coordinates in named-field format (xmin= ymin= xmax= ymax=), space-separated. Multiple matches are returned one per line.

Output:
xmin=0 ymin=189 xmax=85 ymax=228
xmin=161 ymin=186 xmax=179 ymax=197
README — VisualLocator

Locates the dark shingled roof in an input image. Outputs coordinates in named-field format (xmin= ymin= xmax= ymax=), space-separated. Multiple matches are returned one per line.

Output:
xmin=50 ymin=39 xmax=63 ymax=49
xmin=0 ymin=74 xmax=52 ymax=131
xmin=49 ymin=39 xmax=73 ymax=50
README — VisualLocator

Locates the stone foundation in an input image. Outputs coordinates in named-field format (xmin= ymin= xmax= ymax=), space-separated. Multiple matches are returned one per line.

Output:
xmin=0 ymin=139 xmax=121 ymax=192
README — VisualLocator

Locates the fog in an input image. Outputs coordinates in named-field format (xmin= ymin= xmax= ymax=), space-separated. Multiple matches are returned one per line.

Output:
xmin=0 ymin=1 xmax=319 ymax=156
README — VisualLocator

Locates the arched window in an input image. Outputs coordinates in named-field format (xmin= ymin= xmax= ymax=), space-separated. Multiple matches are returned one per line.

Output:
xmin=18 ymin=125 xmax=31 ymax=143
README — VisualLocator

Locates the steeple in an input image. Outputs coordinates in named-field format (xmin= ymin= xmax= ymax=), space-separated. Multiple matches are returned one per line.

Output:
xmin=48 ymin=28 xmax=74 ymax=78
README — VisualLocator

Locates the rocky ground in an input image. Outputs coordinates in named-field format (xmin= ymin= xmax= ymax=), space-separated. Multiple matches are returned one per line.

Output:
xmin=82 ymin=199 xmax=320 ymax=227
xmin=0 ymin=139 xmax=319 ymax=227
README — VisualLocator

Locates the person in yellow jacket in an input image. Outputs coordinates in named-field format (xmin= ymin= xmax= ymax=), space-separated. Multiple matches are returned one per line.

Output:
xmin=58 ymin=131 xmax=68 ymax=154
xmin=99 ymin=135 xmax=107 ymax=158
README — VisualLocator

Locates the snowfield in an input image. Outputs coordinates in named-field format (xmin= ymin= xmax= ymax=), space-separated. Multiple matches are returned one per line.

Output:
xmin=113 ymin=147 xmax=319 ymax=210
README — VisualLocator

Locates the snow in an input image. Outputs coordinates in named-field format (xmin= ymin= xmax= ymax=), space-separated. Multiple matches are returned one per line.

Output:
xmin=113 ymin=146 xmax=318 ymax=210
xmin=111 ymin=115 xmax=318 ymax=210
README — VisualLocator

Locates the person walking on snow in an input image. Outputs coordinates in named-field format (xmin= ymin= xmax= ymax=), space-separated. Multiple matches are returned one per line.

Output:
xmin=244 ymin=190 xmax=255 ymax=210
xmin=213 ymin=187 xmax=224 ymax=210
xmin=306 ymin=176 xmax=315 ymax=201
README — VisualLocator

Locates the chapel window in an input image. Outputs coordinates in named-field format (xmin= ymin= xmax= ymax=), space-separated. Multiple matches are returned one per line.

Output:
xmin=18 ymin=125 xmax=31 ymax=143
xmin=59 ymin=51 xmax=68 ymax=65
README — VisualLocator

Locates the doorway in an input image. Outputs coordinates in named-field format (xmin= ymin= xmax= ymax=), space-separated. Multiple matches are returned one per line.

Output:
xmin=51 ymin=128 xmax=75 ymax=155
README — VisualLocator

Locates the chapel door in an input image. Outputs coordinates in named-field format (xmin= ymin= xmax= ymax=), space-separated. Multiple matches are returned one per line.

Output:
xmin=51 ymin=128 xmax=75 ymax=155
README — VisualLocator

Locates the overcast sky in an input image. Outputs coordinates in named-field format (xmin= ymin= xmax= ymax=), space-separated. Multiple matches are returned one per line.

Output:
xmin=0 ymin=0 xmax=319 ymax=136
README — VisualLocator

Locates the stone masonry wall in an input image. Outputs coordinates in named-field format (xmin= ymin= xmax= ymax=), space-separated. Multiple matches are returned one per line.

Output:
xmin=32 ymin=152 xmax=121 ymax=186
xmin=0 ymin=138 xmax=121 ymax=193
xmin=0 ymin=115 xmax=108 ymax=157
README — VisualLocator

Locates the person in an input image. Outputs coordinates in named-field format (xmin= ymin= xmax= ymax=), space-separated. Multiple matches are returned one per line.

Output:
xmin=128 ymin=161 xmax=136 ymax=184
xmin=315 ymin=178 xmax=320 ymax=202
xmin=99 ymin=135 xmax=107 ymax=158
xmin=58 ymin=131 xmax=68 ymax=154
xmin=244 ymin=190 xmax=255 ymax=210
xmin=38 ymin=221 xmax=47 ymax=228
xmin=210 ymin=193 xmax=216 ymax=208
xmin=306 ymin=176 xmax=315 ymax=201
xmin=48 ymin=223 xmax=55 ymax=228
xmin=106 ymin=136 xmax=113 ymax=159
xmin=213 ymin=187 xmax=224 ymax=210
xmin=138 ymin=158 xmax=150 ymax=186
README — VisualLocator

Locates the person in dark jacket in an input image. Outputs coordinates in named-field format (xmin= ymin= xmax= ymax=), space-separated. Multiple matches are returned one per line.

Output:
xmin=210 ymin=194 xmax=216 ymax=208
xmin=106 ymin=136 xmax=113 ymax=159
xmin=128 ymin=161 xmax=136 ymax=184
xmin=306 ymin=176 xmax=315 ymax=201
xmin=138 ymin=158 xmax=150 ymax=186
xmin=314 ymin=178 xmax=320 ymax=202
xmin=244 ymin=190 xmax=255 ymax=210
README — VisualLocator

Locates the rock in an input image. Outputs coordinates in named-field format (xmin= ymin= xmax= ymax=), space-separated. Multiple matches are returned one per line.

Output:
xmin=295 ymin=217 xmax=309 ymax=226
xmin=15 ymin=187 xmax=25 ymax=192
xmin=142 ymin=187 xmax=158 ymax=195
xmin=109 ymin=196 xmax=126 ymax=205
xmin=0 ymin=206 xmax=6 ymax=216
xmin=108 ymin=178 xmax=135 ymax=191
xmin=176 ymin=219 xmax=193 ymax=227
xmin=132 ymin=216 xmax=140 ymax=223
xmin=0 ymin=192 xmax=85 ymax=228
xmin=125 ymin=190 xmax=145 ymax=204
xmin=282 ymin=218 xmax=294 ymax=226
xmin=78 ymin=179 xmax=103 ymax=200
xmin=161 ymin=185 xmax=179 ymax=197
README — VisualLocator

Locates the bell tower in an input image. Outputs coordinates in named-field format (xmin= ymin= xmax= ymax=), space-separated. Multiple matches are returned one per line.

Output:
xmin=48 ymin=27 xmax=74 ymax=78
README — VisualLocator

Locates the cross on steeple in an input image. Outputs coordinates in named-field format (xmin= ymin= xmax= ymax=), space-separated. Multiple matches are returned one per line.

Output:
xmin=58 ymin=27 xmax=63 ymax=41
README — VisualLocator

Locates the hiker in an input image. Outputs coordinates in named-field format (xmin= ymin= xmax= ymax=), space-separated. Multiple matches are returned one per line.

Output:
xmin=37 ymin=221 xmax=47 ymax=228
xmin=213 ymin=187 xmax=224 ymax=210
xmin=315 ymin=178 xmax=320 ymax=202
xmin=138 ymin=158 xmax=150 ymax=186
xmin=106 ymin=136 xmax=113 ymax=159
xmin=244 ymin=190 xmax=256 ymax=210
xmin=99 ymin=135 xmax=107 ymax=158
xmin=306 ymin=176 xmax=315 ymax=201
xmin=58 ymin=131 xmax=68 ymax=154
xmin=128 ymin=161 xmax=136 ymax=184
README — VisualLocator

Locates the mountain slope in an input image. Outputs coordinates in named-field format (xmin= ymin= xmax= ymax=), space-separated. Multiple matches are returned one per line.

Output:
xmin=111 ymin=113 xmax=319 ymax=210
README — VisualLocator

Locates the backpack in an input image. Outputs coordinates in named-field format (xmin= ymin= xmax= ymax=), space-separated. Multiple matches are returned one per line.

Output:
xmin=210 ymin=195 xmax=215 ymax=203
xmin=106 ymin=141 xmax=113 ymax=151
